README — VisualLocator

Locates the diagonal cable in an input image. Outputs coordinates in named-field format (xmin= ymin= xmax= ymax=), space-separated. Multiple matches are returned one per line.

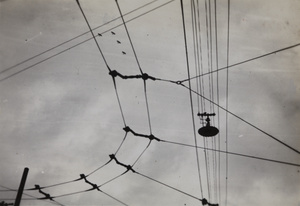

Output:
xmin=179 ymin=83 xmax=300 ymax=154
xmin=180 ymin=42 xmax=300 ymax=83
xmin=0 ymin=0 xmax=175 ymax=82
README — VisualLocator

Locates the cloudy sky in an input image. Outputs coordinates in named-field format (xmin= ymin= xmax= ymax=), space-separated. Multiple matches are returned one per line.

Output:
xmin=0 ymin=0 xmax=299 ymax=206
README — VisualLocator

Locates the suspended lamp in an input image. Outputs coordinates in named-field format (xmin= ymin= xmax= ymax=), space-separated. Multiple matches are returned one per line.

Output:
xmin=198 ymin=113 xmax=219 ymax=137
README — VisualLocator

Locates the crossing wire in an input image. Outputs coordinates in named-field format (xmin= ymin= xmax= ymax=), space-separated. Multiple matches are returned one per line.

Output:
xmin=17 ymin=0 xmax=165 ymax=198
xmin=175 ymin=82 xmax=300 ymax=155
xmin=53 ymin=188 xmax=129 ymax=206
xmin=180 ymin=42 xmax=300 ymax=83
xmin=109 ymin=127 xmax=300 ymax=167
xmin=2 ymin=1 xmax=299 ymax=206
xmin=159 ymin=139 xmax=300 ymax=167
xmin=110 ymin=156 xmax=218 ymax=205
xmin=0 ymin=0 xmax=176 ymax=83
xmin=0 ymin=0 xmax=161 ymax=76
xmin=0 ymin=185 xmax=63 ymax=206
xmin=115 ymin=0 xmax=153 ymax=135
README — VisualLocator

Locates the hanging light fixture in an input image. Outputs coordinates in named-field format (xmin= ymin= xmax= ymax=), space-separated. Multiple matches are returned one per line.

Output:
xmin=198 ymin=113 xmax=219 ymax=137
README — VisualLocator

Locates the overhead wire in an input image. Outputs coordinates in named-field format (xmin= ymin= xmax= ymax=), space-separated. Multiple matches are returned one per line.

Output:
xmin=213 ymin=0 xmax=221 ymax=204
xmin=2 ymin=1 xmax=299 ymax=205
xmin=0 ymin=0 xmax=161 ymax=76
xmin=122 ymin=126 xmax=159 ymax=166
xmin=52 ymin=189 xmax=91 ymax=199
xmin=51 ymin=187 xmax=129 ymax=206
xmin=115 ymin=0 xmax=143 ymax=74
xmin=195 ymin=0 xmax=206 ymax=113
xmin=26 ymin=178 xmax=82 ymax=190
xmin=180 ymin=0 xmax=204 ymax=199
xmin=111 ymin=77 xmax=127 ymax=126
xmin=114 ymin=127 xmax=291 ymax=172
xmin=27 ymin=172 xmax=129 ymax=205
xmin=76 ymin=0 xmax=110 ymax=69
xmin=194 ymin=1 xmax=215 ymax=200
xmin=225 ymin=0 xmax=230 ymax=205
xmin=205 ymin=0 xmax=216 ymax=201
xmin=0 ymin=184 xmax=64 ymax=206
xmin=176 ymin=82 xmax=300 ymax=155
xmin=115 ymin=0 xmax=153 ymax=136
xmin=115 ymin=131 xmax=129 ymax=155
xmin=159 ymin=139 xmax=300 ymax=167
xmin=180 ymin=42 xmax=300 ymax=83
xmin=136 ymin=171 xmax=202 ymax=202
xmin=16 ymin=0 xmax=125 ymax=199
xmin=209 ymin=1 xmax=218 ymax=201
xmin=110 ymin=156 xmax=218 ymax=205
xmin=191 ymin=0 xmax=202 ymax=114
xmin=114 ymin=0 xmax=154 ymax=170
xmin=23 ymin=155 xmax=113 ymax=192
xmin=108 ymin=10 xmax=155 ymax=179
xmin=132 ymin=140 xmax=152 ymax=166
xmin=0 ymin=0 xmax=176 ymax=83
xmin=209 ymin=4 xmax=219 ymax=195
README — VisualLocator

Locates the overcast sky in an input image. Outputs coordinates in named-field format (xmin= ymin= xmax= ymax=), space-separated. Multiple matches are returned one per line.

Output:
xmin=0 ymin=0 xmax=299 ymax=206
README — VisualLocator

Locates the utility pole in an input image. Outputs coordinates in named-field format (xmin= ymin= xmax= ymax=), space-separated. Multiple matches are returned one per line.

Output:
xmin=14 ymin=167 xmax=29 ymax=206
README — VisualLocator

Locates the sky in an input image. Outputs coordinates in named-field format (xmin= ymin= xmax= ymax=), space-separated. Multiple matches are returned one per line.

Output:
xmin=0 ymin=0 xmax=299 ymax=206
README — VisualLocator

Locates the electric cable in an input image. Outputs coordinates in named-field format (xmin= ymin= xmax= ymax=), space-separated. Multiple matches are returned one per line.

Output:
xmin=204 ymin=137 xmax=212 ymax=201
xmin=191 ymin=0 xmax=201 ymax=114
xmin=115 ymin=0 xmax=153 ymax=135
xmin=76 ymin=0 xmax=110 ymax=70
xmin=196 ymin=0 xmax=206 ymax=113
xmin=52 ymin=189 xmax=91 ymax=199
xmin=86 ymin=158 xmax=114 ymax=177
xmin=0 ymin=184 xmax=64 ymax=206
xmin=178 ymin=83 xmax=300 ymax=154
xmin=1 ymin=2 xmax=299 ymax=206
xmin=180 ymin=42 xmax=300 ymax=83
xmin=132 ymin=140 xmax=151 ymax=166
xmin=97 ymin=171 xmax=127 ymax=188
xmin=225 ymin=0 xmax=230 ymax=205
xmin=159 ymin=139 xmax=300 ymax=167
xmin=180 ymin=0 xmax=204 ymax=199
xmin=115 ymin=131 xmax=129 ymax=155
xmin=204 ymin=0 xmax=214 ymax=201
xmin=24 ymin=158 xmax=112 ymax=191
xmin=32 ymin=173 xmax=129 ymax=206
xmin=143 ymin=80 xmax=153 ymax=134
xmin=195 ymin=0 xmax=206 ymax=114
xmin=53 ymin=188 xmax=130 ymax=206
xmin=0 ymin=0 xmax=161 ymax=76
xmin=209 ymin=1 xmax=218 ymax=201
xmin=111 ymin=77 xmax=127 ymax=126
xmin=26 ymin=178 xmax=82 ymax=191
xmin=110 ymin=155 xmax=218 ymax=205
xmin=0 ymin=0 xmax=176 ymax=83
xmin=100 ymin=190 xmax=130 ymax=206
xmin=115 ymin=0 xmax=143 ymax=74
xmin=213 ymin=0 xmax=221 ymax=203
xmin=76 ymin=0 xmax=130 ymax=129
xmin=136 ymin=171 xmax=201 ymax=201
